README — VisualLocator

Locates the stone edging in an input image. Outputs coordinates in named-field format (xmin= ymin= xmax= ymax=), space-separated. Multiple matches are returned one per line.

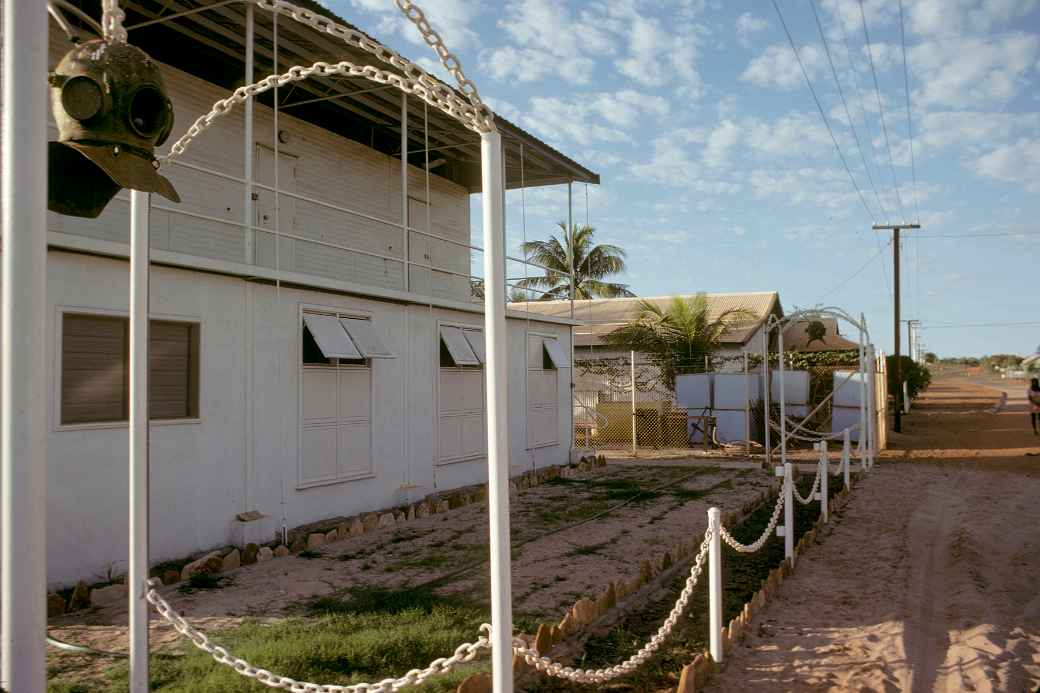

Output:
xmin=455 ymin=475 xmax=784 ymax=693
xmin=674 ymin=471 xmax=862 ymax=693
xmin=48 ymin=456 xmax=609 ymax=617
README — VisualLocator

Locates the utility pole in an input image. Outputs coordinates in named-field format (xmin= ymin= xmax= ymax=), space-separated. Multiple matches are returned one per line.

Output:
xmin=873 ymin=223 xmax=920 ymax=433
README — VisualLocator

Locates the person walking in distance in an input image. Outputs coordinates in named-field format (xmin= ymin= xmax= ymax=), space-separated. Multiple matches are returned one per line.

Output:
xmin=1030 ymin=378 xmax=1040 ymax=435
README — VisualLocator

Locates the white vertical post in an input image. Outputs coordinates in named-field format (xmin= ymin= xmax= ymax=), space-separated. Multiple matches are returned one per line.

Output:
xmin=1 ymin=1 xmax=48 ymax=689
xmin=744 ymin=351 xmax=750 ymax=456
xmin=783 ymin=462 xmax=794 ymax=564
xmin=630 ymin=351 xmax=637 ymax=455
xmin=818 ymin=440 xmax=828 ymax=524
xmin=480 ymin=131 xmax=513 ymax=693
xmin=778 ymin=327 xmax=787 ymax=467
xmin=903 ymin=381 xmax=910 ymax=414
xmin=707 ymin=507 xmax=723 ymax=664
xmin=129 ymin=191 xmax=151 ymax=692
xmin=762 ymin=328 xmax=770 ymax=467
xmin=242 ymin=3 xmax=255 ymax=265
xmin=842 ymin=428 xmax=851 ymax=488
xmin=866 ymin=344 xmax=877 ymax=470
xmin=401 ymin=94 xmax=410 ymax=291
xmin=857 ymin=314 xmax=867 ymax=460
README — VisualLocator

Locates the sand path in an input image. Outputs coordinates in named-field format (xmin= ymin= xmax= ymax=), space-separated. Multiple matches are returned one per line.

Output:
xmin=706 ymin=376 xmax=1040 ymax=692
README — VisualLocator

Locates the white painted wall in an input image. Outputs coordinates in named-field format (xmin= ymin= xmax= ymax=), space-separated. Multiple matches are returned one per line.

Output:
xmin=38 ymin=251 xmax=571 ymax=587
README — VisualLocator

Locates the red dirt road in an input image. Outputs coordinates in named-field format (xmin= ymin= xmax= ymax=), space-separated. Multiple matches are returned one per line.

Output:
xmin=705 ymin=376 xmax=1040 ymax=692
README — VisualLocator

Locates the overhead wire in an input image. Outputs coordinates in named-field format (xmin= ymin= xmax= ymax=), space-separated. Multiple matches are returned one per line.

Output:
xmin=897 ymin=0 xmax=921 ymax=224
xmin=858 ymin=0 xmax=906 ymax=222
xmin=816 ymin=236 xmax=892 ymax=304
xmin=809 ymin=0 xmax=883 ymax=221
xmin=837 ymin=0 xmax=888 ymax=221
xmin=922 ymin=321 xmax=1040 ymax=329
xmin=771 ymin=0 xmax=875 ymax=223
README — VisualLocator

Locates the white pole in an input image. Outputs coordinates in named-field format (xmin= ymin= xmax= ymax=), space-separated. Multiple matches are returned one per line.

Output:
xmin=1 ymin=1 xmax=48 ymax=689
xmin=842 ymin=428 xmax=851 ymax=488
xmin=818 ymin=440 xmax=828 ymax=523
xmin=778 ymin=326 xmax=787 ymax=468
xmin=903 ymin=381 xmax=910 ymax=414
xmin=401 ymin=94 xmax=409 ymax=291
xmin=857 ymin=314 xmax=867 ymax=459
xmin=783 ymin=462 xmax=794 ymax=564
xmin=480 ymin=131 xmax=513 ymax=693
xmin=744 ymin=351 xmax=750 ymax=456
xmin=630 ymin=350 xmax=637 ymax=455
xmin=866 ymin=344 xmax=877 ymax=470
xmin=707 ymin=507 xmax=723 ymax=664
xmin=762 ymin=328 xmax=770 ymax=467
xmin=242 ymin=3 xmax=255 ymax=265
xmin=129 ymin=191 xmax=151 ymax=692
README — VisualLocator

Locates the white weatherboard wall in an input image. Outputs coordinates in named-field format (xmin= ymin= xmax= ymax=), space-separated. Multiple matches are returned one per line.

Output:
xmin=38 ymin=252 xmax=571 ymax=586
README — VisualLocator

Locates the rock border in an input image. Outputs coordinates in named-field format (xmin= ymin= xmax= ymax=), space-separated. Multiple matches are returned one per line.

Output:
xmin=48 ymin=456 xmax=609 ymax=615
xmin=675 ymin=470 xmax=861 ymax=693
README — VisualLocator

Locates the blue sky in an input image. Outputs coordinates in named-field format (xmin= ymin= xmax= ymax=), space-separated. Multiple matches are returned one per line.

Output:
xmin=330 ymin=0 xmax=1040 ymax=358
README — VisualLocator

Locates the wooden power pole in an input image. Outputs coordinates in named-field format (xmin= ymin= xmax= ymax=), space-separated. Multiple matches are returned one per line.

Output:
xmin=873 ymin=223 xmax=920 ymax=433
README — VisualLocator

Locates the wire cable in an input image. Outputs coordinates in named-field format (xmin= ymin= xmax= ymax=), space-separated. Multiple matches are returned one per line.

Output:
xmin=816 ymin=237 xmax=892 ymax=304
xmin=837 ymin=1 xmax=888 ymax=221
xmin=898 ymin=0 xmax=921 ymax=224
xmin=923 ymin=321 xmax=1040 ymax=329
xmin=809 ymin=0 xmax=883 ymax=221
xmin=858 ymin=0 xmax=905 ymax=222
xmin=772 ymin=0 xmax=875 ymax=222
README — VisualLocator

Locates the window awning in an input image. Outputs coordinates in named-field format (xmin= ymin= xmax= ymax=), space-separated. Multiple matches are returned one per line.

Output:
xmin=543 ymin=339 xmax=570 ymax=369
xmin=341 ymin=318 xmax=395 ymax=358
xmin=440 ymin=326 xmax=481 ymax=366
xmin=462 ymin=328 xmax=485 ymax=364
xmin=303 ymin=313 xmax=362 ymax=360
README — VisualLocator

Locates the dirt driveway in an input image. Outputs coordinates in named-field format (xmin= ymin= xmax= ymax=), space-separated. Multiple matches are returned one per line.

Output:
xmin=706 ymin=376 xmax=1040 ymax=692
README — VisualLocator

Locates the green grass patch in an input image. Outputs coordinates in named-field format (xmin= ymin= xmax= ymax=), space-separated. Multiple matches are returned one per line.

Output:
xmin=81 ymin=586 xmax=490 ymax=693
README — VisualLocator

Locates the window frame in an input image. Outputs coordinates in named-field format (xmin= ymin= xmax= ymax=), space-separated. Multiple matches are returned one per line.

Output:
xmin=297 ymin=303 xmax=378 ymax=489
xmin=435 ymin=320 xmax=487 ymax=465
xmin=54 ymin=306 xmax=203 ymax=432
xmin=525 ymin=331 xmax=562 ymax=450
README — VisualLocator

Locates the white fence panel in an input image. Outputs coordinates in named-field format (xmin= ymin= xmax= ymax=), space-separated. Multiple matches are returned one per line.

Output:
xmin=675 ymin=374 xmax=712 ymax=411
xmin=713 ymin=373 xmax=760 ymax=409
xmin=771 ymin=369 xmax=809 ymax=405
xmin=833 ymin=370 xmax=866 ymax=408
xmin=832 ymin=406 xmax=861 ymax=441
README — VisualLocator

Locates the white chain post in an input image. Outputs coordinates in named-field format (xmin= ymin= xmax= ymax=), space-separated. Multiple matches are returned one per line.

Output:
xmin=784 ymin=462 xmax=794 ymax=564
xmin=842 ymin=428 xmax=851 ymax=488
xmin=818 ymin=440 xmax=828 ymax=524
xmin=707 ymin=507 xmax=723 ymax=664
xmin=866 ymin=344 xmax=877 ymax=470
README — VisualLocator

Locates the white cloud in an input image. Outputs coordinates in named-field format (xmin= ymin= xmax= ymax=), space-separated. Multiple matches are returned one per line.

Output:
xmin=702 ymin=119 xmax=741 ymax=167
xmin=511 ymin=91 xmax=669 ymax=148
xmin=741 ymin=43 xmax=823 ymax=90
xmin=630 ymin=135 xmax=742 ymax=194
xmin=744 ymin=112 xmax=835 ymax=159
xmin=916 ymin=111 xmax=1040 ymax=153
xmin=973 ymin=137 xmax=1040 ymax=191
xmin=736 ymin=12 xmax=769 ymax=47
xmin=909 ymin=0 xmax=1039 ymax=38
xmin=342 ymin=0 xmax=483 ymax=50
xmin=910 ymin=33 xmax=1039 ymax=108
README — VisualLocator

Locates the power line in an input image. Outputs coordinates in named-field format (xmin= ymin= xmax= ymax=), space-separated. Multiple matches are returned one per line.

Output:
xmin=809 ymin=0 xmax=883 ymax=221
xmin=917 ymin=231 xmax=1040 ymax=238
xmin=922 ymin=321 xmax=1040 ymax=329
xmin=897 ymin=0 xmax=920 ymax=224
xmin=816 ymin=236 xmax=892 ymax=303
xmin=771 ymin=0 xmax=875 ymax=222
xmin=837 ymin=1 xmax=888 ymax=221
xmin=859 ymin=0 xmax=906 ymax=222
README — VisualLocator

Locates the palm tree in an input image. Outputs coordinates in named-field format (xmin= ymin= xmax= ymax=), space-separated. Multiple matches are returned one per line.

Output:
xmin=514 ymin=222 xmax=634 ymax=300
xmin=604 ymin=294 xmax=753 ymax=389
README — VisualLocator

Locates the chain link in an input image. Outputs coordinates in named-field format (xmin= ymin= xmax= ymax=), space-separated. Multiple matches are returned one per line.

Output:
xmin=512 ymin=531 xmax=712 ymax=684
xmin=146 ymin=579 xmax=490 ymax=692
xmin=719 ymin=491 xmax=785 ymax=554
xmin=101 ymin=0 xmax=127 ymax=43
xmin=792 ymin=466 xmax=821 ymax=506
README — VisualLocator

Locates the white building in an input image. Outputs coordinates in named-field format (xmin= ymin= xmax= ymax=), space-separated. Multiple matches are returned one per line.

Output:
xmin=29 ymin=3 xmax=598 ymax=587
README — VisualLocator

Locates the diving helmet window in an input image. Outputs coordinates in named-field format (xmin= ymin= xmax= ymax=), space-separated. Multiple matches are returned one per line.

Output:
xmin=127 ymin=86 xmax=169 ymax=139
xmin=61 ymin=76 xmax=105 ymax=122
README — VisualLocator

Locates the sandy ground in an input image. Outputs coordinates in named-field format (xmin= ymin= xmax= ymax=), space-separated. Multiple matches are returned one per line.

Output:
xmin=706 ymin=376 xmax=1040 ymax=692
xmin=48 ymin=460 xmax=774 ymax=685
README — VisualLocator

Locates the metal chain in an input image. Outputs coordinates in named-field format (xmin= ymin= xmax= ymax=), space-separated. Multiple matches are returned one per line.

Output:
xmin=793 ymin=467 xmax=821 ymax=506
xmin=101 ymin=0 xmax=127 ymax=43
xmin=163 ymin=59 xmax=482 ymax=163
xmin=145 ymin=579 xmax=490 ymax=692
xmin=511 ymin=531 xmax=712 ymax=685
xmin=719 ymin=491 xmax=785 ymax=554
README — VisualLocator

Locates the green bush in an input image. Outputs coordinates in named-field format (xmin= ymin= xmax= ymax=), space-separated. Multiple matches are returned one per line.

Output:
xmin=887 ymin=355 xmax=932 ymax=399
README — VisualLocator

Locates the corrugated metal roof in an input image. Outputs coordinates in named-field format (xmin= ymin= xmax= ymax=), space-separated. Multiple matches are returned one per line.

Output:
xmin=511 ymin=292 xmax=783 ymax=347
